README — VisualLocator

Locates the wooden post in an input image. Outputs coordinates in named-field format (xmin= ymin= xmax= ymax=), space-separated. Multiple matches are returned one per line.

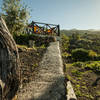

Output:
xmin=0 ymin=16 xmax=20 ymax=100
xmin=32 ymin=21 xmax=35 ymax=33
xmin=57 ymin=25 xmax=60 ymax=36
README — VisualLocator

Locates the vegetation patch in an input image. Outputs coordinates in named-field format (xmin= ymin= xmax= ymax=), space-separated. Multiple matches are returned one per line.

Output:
xmin=61 ymin=33 xmax=100 ymax=100
xmin=14 ymin=34 xmax=56 ymax=47
xmin=64 ymin=63 xmax=100 ymax=100
xmin=71 ymin=48 xmax=89 ymax=61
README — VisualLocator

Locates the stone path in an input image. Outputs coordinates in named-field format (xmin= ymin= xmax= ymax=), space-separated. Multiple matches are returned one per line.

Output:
xmin=17 ymin=42 xmax=66 ymax=100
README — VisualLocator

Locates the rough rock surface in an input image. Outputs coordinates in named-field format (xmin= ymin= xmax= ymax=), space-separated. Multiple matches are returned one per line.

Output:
xmin=0 ymin=16 xmax=20 ymax=100
xmin=67 ymin=81 xmax=77 ymax=100
xmin=17 ymin=41 xmax=66 ymax=100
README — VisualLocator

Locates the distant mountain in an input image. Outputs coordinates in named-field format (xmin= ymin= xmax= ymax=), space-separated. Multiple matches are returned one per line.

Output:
xmin=88 ymin=29 xmax=100 ymax=31
xmin=60 ymin=29 xmax=100 ymax=36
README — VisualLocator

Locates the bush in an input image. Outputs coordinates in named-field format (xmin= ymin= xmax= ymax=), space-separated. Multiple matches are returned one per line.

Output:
xmin=85 ymin=62 xmax=100 ymax=73
xmin=71 ymin=69 xmax=82 ymax=77
xmin=61 ymin=34 xmax=69 ymax=52
xmin=14 ymin=34 xmax=30 ymax=45
xmin=95 ymin=55 xmax=100 ymax=61
xmin=72 ymin=62 xmax=84 ymax=68
xmin=62 ymin=52 xmax=69 ymax=57
xmin=71 ymin=48 xmax=89 ymax=61
xmin=14 ymin=33 xmax=56 ymax=47
xmin=88 ymin=50 xmax=97 ymax=60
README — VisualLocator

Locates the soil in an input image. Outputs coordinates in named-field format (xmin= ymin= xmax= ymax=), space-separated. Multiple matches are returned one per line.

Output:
xmin=64 ymin=63 xmax=100 ymax=100
xmin=17 ymin=45 xmax=47 ymax=87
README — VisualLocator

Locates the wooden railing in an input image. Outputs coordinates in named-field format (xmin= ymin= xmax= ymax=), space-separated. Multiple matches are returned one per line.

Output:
xmin=26 ymin=21 xmax=60 ymax=36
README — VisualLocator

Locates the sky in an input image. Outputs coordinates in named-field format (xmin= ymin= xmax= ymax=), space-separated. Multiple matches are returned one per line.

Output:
xmin=0 ymin=0 xmax=100 ymax=30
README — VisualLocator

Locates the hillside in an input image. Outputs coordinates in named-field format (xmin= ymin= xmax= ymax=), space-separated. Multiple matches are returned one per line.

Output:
xmin=61 ymin=29 xmax=100 ymax=36
xmin=61 ymin=33 xmax=100 ymax=100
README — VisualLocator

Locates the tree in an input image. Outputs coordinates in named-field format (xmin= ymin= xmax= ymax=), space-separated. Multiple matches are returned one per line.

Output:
xmin=61 ymin=34 xmax=69 ymax=52
xmin=69 ymin=33 xmax=80 ymax=44
xmin=2 ymin=0 xmax=30 ymax=36
xmin=68 ymin=33 xmax=80 ymax=52
xmin=0 ymin=16 xmax=20 ymax=100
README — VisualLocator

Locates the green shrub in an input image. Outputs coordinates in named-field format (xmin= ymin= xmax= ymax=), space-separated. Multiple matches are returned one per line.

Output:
xmin=88 ymin=50 xmax=97 ymax=57
xmin=14 ymin=34 xmax=30 ymax=45
xmin=88 ymin=50 xmax=97 ymax=60
xmin=61 ymin=34 xmax=69 ymax=52
xmin=62 ymin=52 xmax=69 ymax=57
xmin=71 ymin=69 xmax=82 ymax=77
xmin=72 ymin=62 xmax=83 ymax=68
xmin=71 ymin=48 xmax=89 ymax=61
xmin=93 ymin=64 xmax=100 ymax=73
xmin=95 ymin=55 xmax=100 ymax=61
xmin=14 ymin=33 xmax=56 ymax=47
xmin=85 ymin=62 xmax=100 ymax=73
xmin=75 ymin=90 xmax=82 ymax=96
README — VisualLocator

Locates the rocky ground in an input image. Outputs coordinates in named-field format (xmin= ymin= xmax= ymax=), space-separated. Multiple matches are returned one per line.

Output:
xmin=64 ymin=62 xmax=100 ymax=100
xmin=17 ymin=45 xmax=47 ymax=87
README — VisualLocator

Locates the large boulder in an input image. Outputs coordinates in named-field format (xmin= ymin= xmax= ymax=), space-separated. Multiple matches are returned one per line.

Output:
xmin=0 ymin=16 xmax=20 ymax=100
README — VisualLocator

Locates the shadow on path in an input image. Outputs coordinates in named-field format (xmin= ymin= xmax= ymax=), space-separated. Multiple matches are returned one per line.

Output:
xmin=29 ymin=76 xmax=67 ymax=100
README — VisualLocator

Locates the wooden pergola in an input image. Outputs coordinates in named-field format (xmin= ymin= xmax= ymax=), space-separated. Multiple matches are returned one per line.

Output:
xmin=28 ymin=21 xmax=60 ymax=36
